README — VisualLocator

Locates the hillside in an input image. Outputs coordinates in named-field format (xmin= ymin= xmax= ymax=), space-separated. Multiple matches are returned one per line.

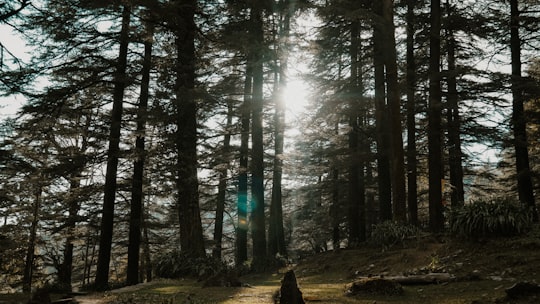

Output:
xmin=4 ymin=232 xmax=540 ymax=304
xmin=104 ymin=232 xmax=540 ymax=303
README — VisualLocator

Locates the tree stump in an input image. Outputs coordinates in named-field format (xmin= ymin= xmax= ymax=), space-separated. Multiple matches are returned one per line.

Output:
xmin=279 ymin=270 xmax=305 ymax=304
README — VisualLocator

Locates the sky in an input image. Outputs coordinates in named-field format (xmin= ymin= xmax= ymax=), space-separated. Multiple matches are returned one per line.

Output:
xmin=0 ymin=24 xmax=29 ymax=119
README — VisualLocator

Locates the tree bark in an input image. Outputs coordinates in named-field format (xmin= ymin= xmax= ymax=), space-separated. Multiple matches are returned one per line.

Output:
xmin=406 ymin=0 xmax=419 ymax=226
xmin=142 ymin=195 xmax=152 ymax=282
xmin=428 ymin=0 xmax=445 ymax=232
xmin=236 ymin=64 xmax=251 ymax=266
xmin=445 ymin=1 xmax=464 ymax=207
xmin=347 ymin=20 xmax=365 ymax=245
xmin=331 ymin=167 xmax=340 ymax=249
xmin=510 ymin=0 xmax=537 ymax=220
xmin=382 ymin=0 xmax=406 ymax=223
xmin=356 ymin=273 xmax=455 ymax=285
xmin=373 ymin=0 xmax=392 ymax=222
xmin=127 ymin=19 xmax=153 ymax=286
xmin=22 ymin=187 xmax=42 ymax=293
xmin=95 ymin=5 xmax=131 ymax=290
xmin=250 ymin=4 xmax=267 ymax=270
xmin=330 ymin=122 xmax=341 ymax=249
xmin=213 ymin=100 xmax=233 ymax=260
xmin=58 ymin=177 xmax=82 ymax=291
xmin=173 ymin=0 xmax=205 ymax=258
xmin=268 ymin=1 xmax=289 ymax=258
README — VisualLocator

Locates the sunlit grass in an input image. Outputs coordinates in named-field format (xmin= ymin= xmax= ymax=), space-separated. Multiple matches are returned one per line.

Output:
xmin=9 ymin=235 xmax=540 ymax=304
xmin=105 ymin=268 xmax=512 ymax=303
xmin=149 ymin=285 xmax=187 ymax=294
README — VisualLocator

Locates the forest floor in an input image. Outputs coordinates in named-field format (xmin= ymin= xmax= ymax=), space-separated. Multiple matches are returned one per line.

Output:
xmin=3 ymin=230 xmax=540 ymax=304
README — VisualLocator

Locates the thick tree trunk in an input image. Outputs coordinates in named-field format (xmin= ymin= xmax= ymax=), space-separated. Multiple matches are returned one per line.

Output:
xmin=428 ymin=0 xmax=445 ymax=232
xmin=250 ymin=5 xmax=267 ymax=270
xmin=213 ymin=100 xmax=233 ymax=260
xmin=347 ymin=20 xmax=365 ymax=245
xmin=174 ymin=0 xmax=205 ymax=258
xmin=445 ymin=1 xmax=465 ymax=207
xmin=268 ymin=1 xmax=290 ymax=259
xmin=406 ymin=0 xmax=418 ymax=226
xmin=95 ymin=5 xmax=131 ymax=290
xmin=382 ymin=0 xmax=406 ymax=223
xmin=510 ymin=0 xmax=537 ymax=220
xmin=268 ymin=105 xmax=286 ymax=257
xmin=373 ymin=1 xmax=392 ymax=222
xmin=127 ymin=20 xmax=153 ymax=286
xmin=236 ymin=64 xmax=251 ymax=266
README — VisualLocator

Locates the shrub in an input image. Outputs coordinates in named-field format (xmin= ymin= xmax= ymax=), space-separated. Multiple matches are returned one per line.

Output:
xmin=449 ymin=198 xmax=532 ymax=238
xmin=154 ymin=250 xmax=222 ymax=279
xmin=370 ymin=221 xmax=419 ymax=249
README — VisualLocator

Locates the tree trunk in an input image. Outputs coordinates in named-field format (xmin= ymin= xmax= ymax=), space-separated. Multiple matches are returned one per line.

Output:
xmin=95 ymin=5 xmax=131 ymax=290
xmin=445 ymin=1 xmax=464 ymax=207
xmin=58 ymin=177 xmax=82 ymax=291
xmin=236 ymin=64 xmax=251 ymax=266
xmin=268 ymin=2 xmax=289 ymax=258
xmin=142 ymin=197 xmax=152 ymax=282
xmin=174 ymin=0 xmax=205 ymax=258
xmin=406 ymin=0 xmax=419 ymax=226
xmin=428 ymin=0 xmax=445 ymax=232
xmin=213 ymin=100 xmax=233 ymax=260
xmin=373 ymin=0 xmax=392 ymax=222
xmin=250 ymin=4 xmax=267 ymax=270
xmin=365 ymin=157 xmax=376 ymax=236
xmin=22 ymin=187 xmax=42 ymax=293
xmin=510 ymin=0 xmax=537 ymax=220
xmin=330 ymin=122 xmax=341 ymax=249
xmin=331 ymin=167 xmax=340 ymax=249
xmin=127 ymin=20 xmax=153 ymax=286
xmin=347 ymin=20 xmax=365 ymax=245
xmin=382 ymin=0 xmax=406 ymax=223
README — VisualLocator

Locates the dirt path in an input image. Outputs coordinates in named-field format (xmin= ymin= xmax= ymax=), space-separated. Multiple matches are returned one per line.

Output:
xmin=74 ymin=294 xmax=107 ymax=304
xmin=74 ymin=281 xmax=162 ymax=304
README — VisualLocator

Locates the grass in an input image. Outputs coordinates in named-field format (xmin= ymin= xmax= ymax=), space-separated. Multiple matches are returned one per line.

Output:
xmin=0 ymin=293 xmax=28 ymax=304
xmin=104 ymin=234 xmax=540 ymax=303
xmin=4 ymin=232 xmax=540 ymax=303
xmin=106 ymin=278 xmax=511 ymax=304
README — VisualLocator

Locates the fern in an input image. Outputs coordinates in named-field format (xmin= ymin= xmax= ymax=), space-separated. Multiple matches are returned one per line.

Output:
xmin=449 ymin=198 xmax=532 ymax=238
xmin=370 ymin=221 xmax=419 ymax=249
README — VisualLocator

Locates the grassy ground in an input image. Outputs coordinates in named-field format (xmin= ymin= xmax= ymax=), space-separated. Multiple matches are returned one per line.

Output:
xmin=3 ymin=232 xmax=540 ymax=303
xmin=102 ymin=233 xmax=540 ymax=303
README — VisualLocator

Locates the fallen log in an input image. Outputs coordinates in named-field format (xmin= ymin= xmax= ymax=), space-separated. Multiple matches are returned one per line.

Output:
xmin=357 ymin=273 xmax=455 ymax=285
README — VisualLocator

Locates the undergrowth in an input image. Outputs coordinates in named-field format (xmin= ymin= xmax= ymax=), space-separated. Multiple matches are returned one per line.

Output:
xmin=369 ymin=221 xmax=419 ymax=249
xmin=449 ymin=198 xmax=532 ymax=238
xmin=153 ymin=250 xmax=224 ymax=279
